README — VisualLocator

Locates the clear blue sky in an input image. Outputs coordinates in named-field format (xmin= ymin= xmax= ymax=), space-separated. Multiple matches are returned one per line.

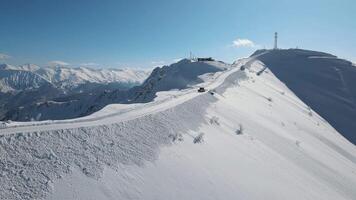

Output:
xmin=0 ymin=0 xmax=355 ymax=68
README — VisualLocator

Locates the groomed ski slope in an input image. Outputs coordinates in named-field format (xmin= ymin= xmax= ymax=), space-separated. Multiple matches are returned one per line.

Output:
xmin=1 ymin=58 xmax=356 ymax=200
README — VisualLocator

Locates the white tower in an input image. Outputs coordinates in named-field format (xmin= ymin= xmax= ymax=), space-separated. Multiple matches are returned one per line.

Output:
xmin=274 ymin=32 xmax=278 ymax=49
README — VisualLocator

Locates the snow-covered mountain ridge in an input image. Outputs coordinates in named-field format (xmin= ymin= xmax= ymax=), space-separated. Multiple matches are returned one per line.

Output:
xmin=252 ymin=49 xmax=356 ymax=144
xmin=0 ymin=63 xmax=150 ymax=93
xmin=0 ymin=63 xmax=151 ymax=121
xmin=0 ymin=67 xmax=53 ymax=93
xmin=1 ymin=55 xmax=355 ymax=200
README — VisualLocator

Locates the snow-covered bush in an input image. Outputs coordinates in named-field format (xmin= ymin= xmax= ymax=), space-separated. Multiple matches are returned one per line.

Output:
xmin=169 ymin=133 xmax=183 ymax=142
xmin=193 ymin=132 xmax=205 ymax=144
xmin=209 ymin=116 xmax=220 ymax=126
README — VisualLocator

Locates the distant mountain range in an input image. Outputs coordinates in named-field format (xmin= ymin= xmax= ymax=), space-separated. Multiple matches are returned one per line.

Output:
xmin=0 ymin=63 xmax=149 ymax=93
xmin=0 ymin=64 xmax=150 ymax=121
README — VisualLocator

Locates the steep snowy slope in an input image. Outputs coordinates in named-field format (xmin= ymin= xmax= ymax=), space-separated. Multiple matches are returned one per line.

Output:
xmin=0 ymin=57 xmax=355 ymax=200
xmin=253 ymin=49 xmax=356 ymax=144
xmin=128 ymin=58 xmax=228 ymax=102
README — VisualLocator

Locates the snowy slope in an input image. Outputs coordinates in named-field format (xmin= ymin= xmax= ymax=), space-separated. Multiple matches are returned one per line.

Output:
xmin=0 ymin=57 xmax=355 ymax=200
xmin=129 ymin=59 xmax=228 ymax=102
xmin=253 ymin=49 xmax=356 ymax=144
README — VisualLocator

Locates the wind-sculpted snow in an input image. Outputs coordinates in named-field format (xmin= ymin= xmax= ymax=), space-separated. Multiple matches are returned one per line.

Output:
xmin=0 ymin=94 xmax=216 ymax=200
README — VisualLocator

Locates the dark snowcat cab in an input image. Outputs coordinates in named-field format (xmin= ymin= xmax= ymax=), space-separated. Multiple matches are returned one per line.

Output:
xmin=198 ymin=87 xmax=206 ymax=92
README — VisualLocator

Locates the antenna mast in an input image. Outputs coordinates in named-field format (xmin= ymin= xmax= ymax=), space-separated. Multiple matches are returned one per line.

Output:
xmin=274 ymin=32 xmax=278 ymax=49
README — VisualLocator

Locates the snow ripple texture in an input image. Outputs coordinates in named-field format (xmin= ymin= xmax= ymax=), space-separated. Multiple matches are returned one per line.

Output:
xmin=0 ymin=94 xmax=216 ymax=200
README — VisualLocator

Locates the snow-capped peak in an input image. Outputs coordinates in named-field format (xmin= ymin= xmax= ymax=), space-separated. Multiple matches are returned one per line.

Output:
xmin=0 ymin=63 xmax=18 ymax=70
xmin=18 ymin=63 xmax=41 ymax=71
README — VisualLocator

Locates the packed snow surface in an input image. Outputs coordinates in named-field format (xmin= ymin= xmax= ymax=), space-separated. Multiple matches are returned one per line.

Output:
xmin=0 ymin=57 xmax=355 ymax=200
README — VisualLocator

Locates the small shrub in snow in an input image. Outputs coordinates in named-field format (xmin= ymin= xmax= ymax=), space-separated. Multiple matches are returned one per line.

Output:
xmin=169 ymin=133 xmax=183 ymax=142
xmin=209 ymin=116 xmax=220 ymax=126
xmin=236 ymin=124 xmax=244 ymax=135
xmin=82 ymin=168 xmax=90 ymax=176
xmin=267 ymin=97 xmax=273 ymax=102
xmin=193 ymin=132 xmax=205 ymax=144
